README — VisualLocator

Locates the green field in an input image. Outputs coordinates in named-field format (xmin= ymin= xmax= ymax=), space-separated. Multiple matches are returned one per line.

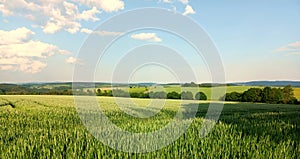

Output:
xmin=294 ymin=88 xmax=300 ymax=100
xmin=0 ymin=95 xmax=299 ymax=158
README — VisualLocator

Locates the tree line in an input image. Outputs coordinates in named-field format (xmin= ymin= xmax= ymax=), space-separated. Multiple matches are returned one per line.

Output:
xmin=96 ymin=89 xmax=207 ymax=100
xmin=223 ymin=85 xmax=299 ymax=104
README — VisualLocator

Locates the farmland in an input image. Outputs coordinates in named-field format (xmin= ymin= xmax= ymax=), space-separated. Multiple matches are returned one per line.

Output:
xmin=294 ymin=87 xmax=300 ymax=100
xmin=0 ymin=95 xmax=299 ymax=158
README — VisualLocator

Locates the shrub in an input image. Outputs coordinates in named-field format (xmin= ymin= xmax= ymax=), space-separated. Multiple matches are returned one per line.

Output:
xmin=167 ymin=91 xmax=181 ymax=99
xmin=181 ymin=91 xmax=193 ymax=100
xmin=195 ymin=92 xmax=207 ymax=100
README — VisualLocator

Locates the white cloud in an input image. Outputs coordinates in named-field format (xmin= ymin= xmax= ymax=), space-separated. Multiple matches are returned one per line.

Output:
xmin=80 ymin=28 xmax=123 ymax=36
xmin=0 ymin=27 xmax=34 ymax=45
xmin=80 ymin=28 xmax=93 ymax=34
xmin=76 ymin=0 xmax=125 ymax=12
xmin=275 ymin=41 xmax=300 ymax=54
xmin=131 ymin=33 xmax=162 ymax=42
xmin=183 ymin=5 xmax=195 ymax=16
xmin=0 ymin=57 xmax=47 ymax=73
xmin=66 ymin=57 xmax=83 ymax=64
xmin=77 ymin=6 xmax=100 ymax=22
xmin=162 ymin=0 xmax=172 ymax=3
xmin=0 ymin=3 xmax=13 ymax=16
xmin=94 ymin=30 xmax=123 ymax=36
xmin=179 ymin=0 xmax=189 ymax=5
xmin=0 ymin=27 xmax=71 ymax=73
xmin=0 ymin=0 xmax=102 ymax=34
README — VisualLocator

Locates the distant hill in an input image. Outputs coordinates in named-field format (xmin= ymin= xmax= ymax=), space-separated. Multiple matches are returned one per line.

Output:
xmin=231 ymin=81 xmax=300 ymax=87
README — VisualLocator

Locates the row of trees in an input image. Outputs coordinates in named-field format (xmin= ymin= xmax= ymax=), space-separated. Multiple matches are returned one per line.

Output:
xmin=223 ymin=85 xmax=298 ymax=104
xmin=96 ymin=89 xmax=207 ymax=100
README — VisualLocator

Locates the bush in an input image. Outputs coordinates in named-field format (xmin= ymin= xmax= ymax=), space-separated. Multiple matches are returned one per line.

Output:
xmin=167 ymin=91 xmax=181 ymax=99
xmin=112 ymin=89 xmax=129 ymax=97
xmin=241 ymin=88 xmax=262 ymax=103
xmin=195 ymin=92 xmax=207 ymax=100
xmin=181 ymin=91 xmax=193 ymax=100
xmin=149 ymin=91 xmax=167 ymax=99
xmin=130 ymin=92 xmax=150 ymax=98
xmin=224 ymin=92 xmax=242 ymax=101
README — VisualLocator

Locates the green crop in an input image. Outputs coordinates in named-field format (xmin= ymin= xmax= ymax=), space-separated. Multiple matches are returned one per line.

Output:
xmin=0 ymin=95 xmax=299 ymax=158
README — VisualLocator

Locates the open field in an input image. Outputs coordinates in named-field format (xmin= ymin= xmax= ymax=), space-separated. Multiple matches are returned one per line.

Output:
xmin=0 ymin=95 xmax=299 ymax=158
xmin=293 ymin=88 xmax=300 ymax=100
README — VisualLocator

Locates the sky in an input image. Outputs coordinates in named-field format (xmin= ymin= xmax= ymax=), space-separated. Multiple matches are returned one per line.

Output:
xmin=0 ymin=0 xmax=299 ymax=83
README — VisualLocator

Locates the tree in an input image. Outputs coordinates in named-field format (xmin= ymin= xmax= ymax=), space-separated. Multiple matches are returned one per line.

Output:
xmin=167 ymin=91 xmax=181 ymax=99
xmin=262 ymin=87 xmax=272 ymax=103
xmin=282 ymin=85 xmax=294 ymax=104
xmin=181 ymin=91 xmax=193 ymax=100
xmin=149 ymin=91 xmax=167 ymax=99
xmin=241 ymin=88 xmax=262 ymax=102
xmin=182 ymin=82 xmax=198 ymax=87
xmin=112 ymin=89 xmax=129 ymax=97
xmin=96 ymin=88 xmax=102 ymax=96
xmin=102 ymin=90 xmax=112 ymax=96
xmin=224 ymin=92 xmax=242 ymax=101
xmin=130 ymin=92 xmax=150 ymax=98
xmin=195 ymin=92 xmax=207 ymax=100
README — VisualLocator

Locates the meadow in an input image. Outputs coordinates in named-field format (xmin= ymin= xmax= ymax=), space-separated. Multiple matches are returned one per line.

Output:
xmin=0 ymin=95 xmax=299 ymax=158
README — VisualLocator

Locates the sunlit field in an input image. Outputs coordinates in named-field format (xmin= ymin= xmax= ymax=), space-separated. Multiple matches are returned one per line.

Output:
xmin=293 ymin=88 xmax=300 ymax=100
xmin=0 ymin=95 xmax=299 ymax=158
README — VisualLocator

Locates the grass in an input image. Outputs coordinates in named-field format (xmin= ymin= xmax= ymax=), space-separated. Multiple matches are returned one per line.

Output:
xmin=0 ymin=95 xmax=299 ymax=158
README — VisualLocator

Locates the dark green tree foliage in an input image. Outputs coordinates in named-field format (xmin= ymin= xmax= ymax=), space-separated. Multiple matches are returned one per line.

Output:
xmin=182 ymin=82 xmax=198 ymax=87
xmin=241 ymin=88 xmax=262 ymax=102
xmin=96 ymin=89 xmax=102 ymax=96
xmin=130 ymin=92 xmax=149 ymax=98
xmin=112 ymin=89 xmax=129 ymax=97
xmin=101 ymin=90 xmax=113 ymax=96
xmin=149 ymin=91 xmax=167 ymax=99
xmin=195 ymin=92 xmax=207 ymax=100
xmin=167 ymin=91 xmax=181 ymax=99
xmin=282 ymin=85 xmax=294 ymax=104
xmin=224 ymin=92 xmax=242 ymax=101
xmin=269 ymin=88 xmax=283 ymax=104
xmin=181 ymin=91 xmax=193 ymax=100
xmin=224 ymin=85 xmax=298 ymax=104
xmin=262 ymin=87 xmax=272 ymax=103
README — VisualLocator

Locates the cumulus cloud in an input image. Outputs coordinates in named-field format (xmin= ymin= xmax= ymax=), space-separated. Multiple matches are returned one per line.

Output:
xmin=0 ymin=27 xmax=71 ymax=73
xmin=161 ymin=0 xmax=172 ymax=3
xmin=80 ymin=28 xmax=123 ymax=36
xmin=66 ymin=57 xmax=83 ymax=64
xmin=0 ymin=0 xmax=108 ymax=34
xmin=131 ymin=33 xmax=162 ymax=42
xmin=76 ymin=0 xmax=125 ymax=12
xmin=80 ymin=28 xmax=93 ymax=34
xmin=183 ymin=5 xmax=195 ymax=16
xmin=66 ymin=57 xmax=84 ymax=65
xmin=0 ymin=27 xmax=34 ymax=45
xmin=180 ymin=0 xmax=189 ymax=4
xmin=275 ymin=41 xmax=300 ymax=54
xmin=77 ymin=6 xmax=100 ymax=22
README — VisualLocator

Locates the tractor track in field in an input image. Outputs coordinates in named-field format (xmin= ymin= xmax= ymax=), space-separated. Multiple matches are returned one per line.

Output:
xmin=0 ymin=98 xmax=16 ymax=108
xmin=0 ymin=97 xmax=53 ymax=109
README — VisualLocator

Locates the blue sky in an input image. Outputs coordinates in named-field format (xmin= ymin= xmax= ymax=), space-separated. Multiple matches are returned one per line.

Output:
xmin=0 ymin=0 xmax=299 ymax=83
